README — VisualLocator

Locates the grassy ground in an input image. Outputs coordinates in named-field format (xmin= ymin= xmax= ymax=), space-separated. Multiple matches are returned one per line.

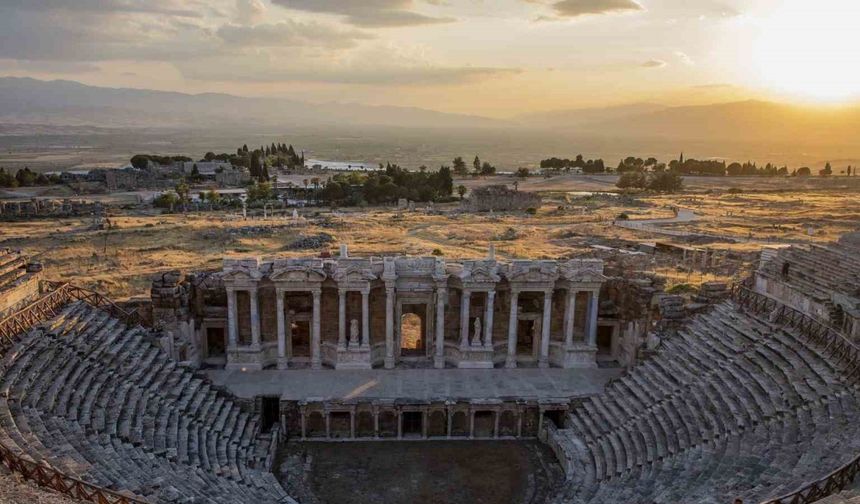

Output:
xmin=1 ymin=175 xmax=856 ymax=300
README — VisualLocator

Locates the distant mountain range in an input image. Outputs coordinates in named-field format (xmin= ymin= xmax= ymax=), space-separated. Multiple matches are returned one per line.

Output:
xmin=518 ymin=100 xmax=860 ymax=146
xmin=1 ymin=77 xmax=860 ymax=151
xmin=0 ymin=77 xmax=501 ymax=130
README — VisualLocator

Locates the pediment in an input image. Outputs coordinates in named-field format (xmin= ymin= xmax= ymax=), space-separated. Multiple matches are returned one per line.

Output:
xmin=506 ymin=261 xmax=559 ymax=283
xmin=270 ymin=265 xmax=326 ymax=283
xmin=560 ymin=259 xmax=607 ymax=283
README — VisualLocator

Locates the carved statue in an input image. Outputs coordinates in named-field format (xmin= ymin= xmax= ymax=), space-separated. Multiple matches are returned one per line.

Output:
xmin=349 ymin=318 xmax=359 ymax=346
xmin=472 ymin=317 xmax=482 ymax=346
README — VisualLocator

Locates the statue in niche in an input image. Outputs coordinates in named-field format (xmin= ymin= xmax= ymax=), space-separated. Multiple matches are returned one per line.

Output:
xmin=472 ymin=317 xmax=483 ymax=346
xmin=349 ymin=318 xmax=360 ymax=346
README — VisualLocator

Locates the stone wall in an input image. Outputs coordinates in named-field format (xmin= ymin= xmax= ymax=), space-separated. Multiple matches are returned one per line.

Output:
xmin=461 ymin=185 xmax=542 ymax=212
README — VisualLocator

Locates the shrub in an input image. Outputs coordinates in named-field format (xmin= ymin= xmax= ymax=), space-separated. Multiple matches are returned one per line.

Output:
xmin=525 ymin=207 xmax=537 ymax=215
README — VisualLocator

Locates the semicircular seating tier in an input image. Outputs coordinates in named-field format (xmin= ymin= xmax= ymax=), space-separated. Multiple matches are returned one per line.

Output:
xmin=546 ymin=299 xmax=860 ymax=504
xmin=0 ymin=300 xmax=292 ymax=504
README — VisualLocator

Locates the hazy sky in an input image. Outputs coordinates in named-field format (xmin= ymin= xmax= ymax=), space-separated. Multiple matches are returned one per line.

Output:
xmin=0 ymin=0 xmax=858 ymax=117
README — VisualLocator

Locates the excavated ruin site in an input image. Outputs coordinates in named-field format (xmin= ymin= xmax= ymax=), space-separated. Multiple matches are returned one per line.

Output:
xmin=0 ymin=220 xmax=859 ymax=504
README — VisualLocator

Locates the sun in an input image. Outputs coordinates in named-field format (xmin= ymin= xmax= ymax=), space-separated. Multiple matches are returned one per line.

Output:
xmin=752 ymin=0 xmax=860 ymax=101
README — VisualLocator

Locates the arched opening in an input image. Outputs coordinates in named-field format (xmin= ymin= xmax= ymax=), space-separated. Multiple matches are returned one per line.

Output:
xmin=400 ymin=312 xmax=424 ymax=356
xmin=781 ymin=262 xmax=791 ymax=278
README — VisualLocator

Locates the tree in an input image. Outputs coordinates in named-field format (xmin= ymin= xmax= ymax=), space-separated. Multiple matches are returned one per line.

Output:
xmin=189 ymin=163 xmax=202 ymax=182
xmin=153 ymin=191 xmax=180 ymax=210
xmin=247 ymin=181 xmax=273 ymax=202
xmin=516 ymin=167 xmax=530 ymax=178
xmin=457 ymin=185 xmax=467 ymax=200
xmin=647 ymin=171 xmax=683 ymax=192
xmin=473 ymin=156 xmax=481 ymax=174
xmin=796 ymin=167 xmax=811 ymax=177
xmin=480 ymin=161 xmax=495 ymax=176
xmin=616 ymin=172 xmax=647 ymax=189
xmin=820 ymin=162 xmax=833 ymax=177
xmin=174 ymin=179 xmax=190 ymax=204
xmin=0 ymin=168 xmax=18 ymax=188
xmin=205 ymin=189 xmax=221 ymax=204
xmin=452 ymin=157 xmax=468 ymax=176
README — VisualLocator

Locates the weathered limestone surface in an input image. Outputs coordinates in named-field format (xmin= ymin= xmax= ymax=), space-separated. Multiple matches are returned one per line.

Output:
xmin=181 ymin=248 xmax=607 ymax=371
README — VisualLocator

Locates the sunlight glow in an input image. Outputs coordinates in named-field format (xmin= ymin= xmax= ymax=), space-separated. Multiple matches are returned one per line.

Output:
xmin=753 ymin=0 xmax=860 ymax=101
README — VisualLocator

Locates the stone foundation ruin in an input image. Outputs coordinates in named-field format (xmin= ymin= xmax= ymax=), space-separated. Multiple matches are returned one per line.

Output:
xmin=462 ymin=184 xmax=542 ymax=212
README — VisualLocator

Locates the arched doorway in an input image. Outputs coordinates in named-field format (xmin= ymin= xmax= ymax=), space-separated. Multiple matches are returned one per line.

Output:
xmin=400 ymin=312 xmax=424 ymax=356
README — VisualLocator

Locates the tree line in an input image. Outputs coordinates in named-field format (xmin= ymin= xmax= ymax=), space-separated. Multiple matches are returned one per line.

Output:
xmin=317 ymin=164 xmax=454 ymax=206
xmin=540 ymin=155 xmax=607 ymax=173
xmin=0 ymin=167 xmax=61 ymax=188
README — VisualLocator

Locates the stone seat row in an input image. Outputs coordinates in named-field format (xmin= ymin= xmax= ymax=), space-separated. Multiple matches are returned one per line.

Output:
xmin=0 ymin=301 xmax=292 ymax=504
xmin=547 ymin=300 xmax=860 ymax=503
xmin=2 ymin=304 xmax=263 ymax=475
xmin=766 ymin=246 xmax=860 ymax=299
xmin=551 ymin=391 xmax=860 ymax=504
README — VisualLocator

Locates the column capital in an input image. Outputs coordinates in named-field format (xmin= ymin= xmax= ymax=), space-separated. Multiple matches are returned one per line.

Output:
xmin=311 ymin=287 xmax=322 ymax=297
xmin=338 ymin=287 xmax=348 ymax=296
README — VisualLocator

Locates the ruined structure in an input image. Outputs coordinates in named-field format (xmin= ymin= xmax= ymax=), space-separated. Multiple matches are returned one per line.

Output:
xmin=756 ymin=231 xmax=860 ymax=339
xmin=157 ymin=246 xmax=607 ymax=371
xmin=0 ymin=248 xmax=41 ymax=316
xmin=1 ymin=233 xmax=859 ymax=504
xmin=462 ymin=184 xmax=542 ymax=212
xmin=0 ymin=199 xmax=107 ymax=221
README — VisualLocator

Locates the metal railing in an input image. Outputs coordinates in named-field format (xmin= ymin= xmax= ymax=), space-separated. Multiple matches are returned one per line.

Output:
xmin=732 ymin=286 xmax=860 ymax=504
xmin=0 ymin=281 xmax=150 ymax=503
xmin=0 ymin=443 xmax=148 ymax=504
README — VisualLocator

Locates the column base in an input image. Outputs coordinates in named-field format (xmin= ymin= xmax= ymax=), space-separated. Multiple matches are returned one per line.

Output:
xmin=226 ymin=347 xmax=264 ymax=371
xmin=555 ymin=343 xmax=598 ymax=368
xmin=505 ymin=356 xmax=517 ymax=368
xmin=384 ymin=357 xmax=395 ymax=369
xmin=334 ymin=346 xmax=372 ymax=370
xmin=537 ymin=360 xmax=549 ymax=369
xmin=434 ymin=355 xmax=445 ymax=369
xmin=456 ymin=346 xmax=494 ymax=369
xmin=311 ymin=359 xmax=322 ymax=370
xmin=276 ymin=358 xmax=289 ymax=370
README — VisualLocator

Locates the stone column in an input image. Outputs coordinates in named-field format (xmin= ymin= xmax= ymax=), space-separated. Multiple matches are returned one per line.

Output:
xmin=226 ymin=288 xmax=238 ymax=349
xmin=311 ymin=289 xmax=322 ymax=369
xmin=385 ymin=284 xmax=395 ymax=369
xmin=338 ymin=289 xmax=347 ymax=349
xmin=539 ymin=289 xmax=552 ymax=368
xmin=459 ymin=289 xmax=471 ymax=349
xmin=564 ymin=288 xmax=576 ymax=347
xmin=249 ymin=286 xmax=261 ymax=350
xmin=483 ymin=290 xmax=495 ymax=348
xmin=434 ymin=286 xmax=447 ymax=369
xmin=276 ymin=288 xmax=287 ymax=369
xmin=506 ymin=289 xmax=519 ymax=368
xmin=361 ymin=289 xmax=370 ymax=348
xmin=587 ymin=290 xmax=599 ymax=347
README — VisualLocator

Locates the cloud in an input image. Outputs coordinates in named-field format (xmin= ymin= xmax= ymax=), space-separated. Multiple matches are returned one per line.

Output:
xmin=235 ymin=0 xmax=266 ymax=25
xmin=641 ymin=59 xmax=666 ymax=68
xmin=550 ymin=0 xmax=644 ymax=17
xmin=674 ymin=51 xmax=694 ymax=65
xmin=217 ymin=21 xmax=374 ymax=49
xmin=2 ymin=0 xmax=203 ymax=17
xmin=270 ymin=0 xmax=455 ymax=27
